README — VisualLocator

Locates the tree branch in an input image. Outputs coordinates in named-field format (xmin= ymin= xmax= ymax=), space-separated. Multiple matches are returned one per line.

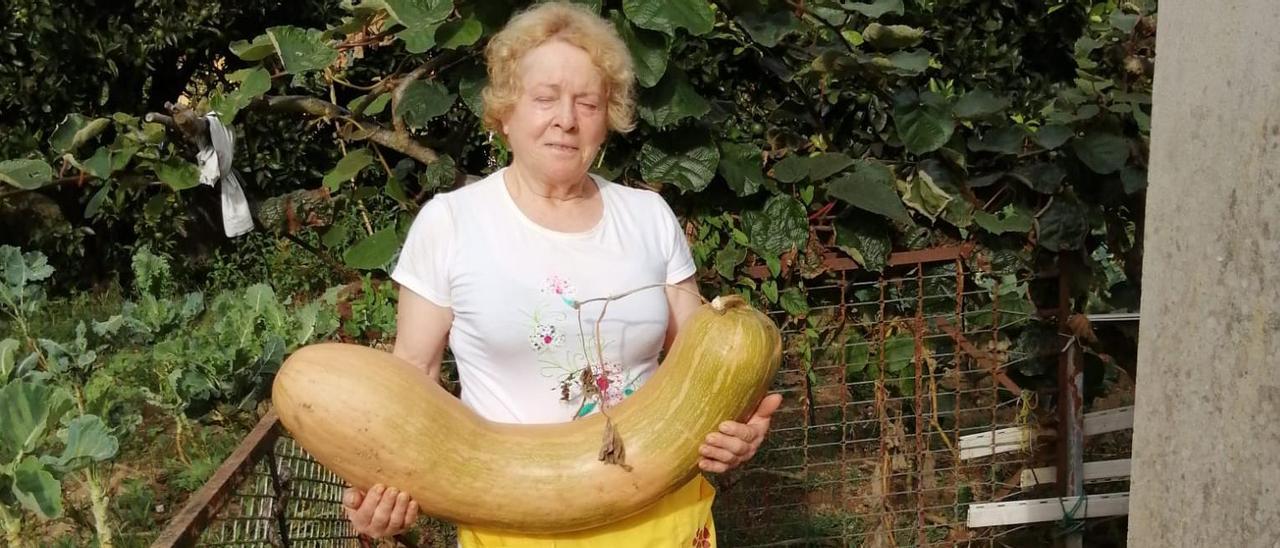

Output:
xmin=0 ymin=175 xmax=95 ymax=200
xmin=141 ymin=96 xmax=441 ymax=166
xmin=257 ymin=96 xmax=441 ymax=164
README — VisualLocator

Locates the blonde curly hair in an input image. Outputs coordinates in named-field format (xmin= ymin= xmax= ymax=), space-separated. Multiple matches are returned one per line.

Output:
xmin=481 ymin=2 xmax=636 ymax=135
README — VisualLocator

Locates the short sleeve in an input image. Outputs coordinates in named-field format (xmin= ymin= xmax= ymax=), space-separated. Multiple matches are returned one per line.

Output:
xmin=391 ymin=194 xmax=454 ymax=307
xmin=655 ymin=194 xmax=697 ymax=284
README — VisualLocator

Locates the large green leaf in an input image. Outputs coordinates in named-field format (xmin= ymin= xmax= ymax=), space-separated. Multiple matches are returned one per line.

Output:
xmin=457 ymin=66 xmax=487 ymax=116
xmin=623 ymin=0 xmax=714 ymax=37
xmin=639 ymin=130 xmax=719 ymax=193
xmin=826 ymin=160 xmax=913 ymax=225
xmin=1110 ymin=12 xmax=1140 ymax=34
xmin=870 ymin=49 xmax=931 ymax=75
xmin=1121 ymin=166 xmax=1147 ymax=194
xmin=953 ymin=89 xmax=1009 ymax=120
xmin=896 ymin=170 xmax=952 ymax=222
xmin=918 ymin=160 xmax=972 ymax=228
xmin=881 ymin=334 xmax=916 ymax=373
xmin=229 ymin=34 xmax=275 ymax=61
xmin=974 ymin=204 xmax=1034 ymax=235
xmin=49 ymin=114 xmax=111 ymax=154
xmin=808 ymin=153 xmax=856 ymax=181
xmin=384 ymin=0 xmax=453 ymax=28
xmin=230 ymin=66 xmax=272 ymax=100
xmin=13 ymin=456 xmax=62 ymax=519
xmin=0 ymin=159 xmax=54 ymax=190
xmin=0 ymin=381 xmax=62 ymax=462
xmin=110 ymin=143 xmax=139 ymax=172
xmin=1 ymin=245 xmax=55 ymax=290
xmin=398 ymin=80 xmax=456 ymax=128
xmin=772 ymin=152 xmax=857 ymax=184
xmin=613 ymin=13 xmax=670 ymax=88
xmin=84 ymin=182 xmax=112 ymax=220
xmin=844 ymin=0 xmax=904 ymax=18
xmin=419 ymin=153 xmax=457 ymax=192
xmin=638 ymin=69 xmax=710 ymax=128
xmin=323 ymin=149 xmax=375 ymax=190
xmin=385 ymin=175 xmax=411 ymax=204
xmin=1072 ymin=130 xmax=1129 ymax=174
xmin=1037 ymin=196 xmax=1089 ymax=251
xmin=968 ymin=125 xmax=1026 ymax=155
xmin=54 ymin=414 xmax=118 ymax=470
xmin=398 ymin=22 xmax=444 ymax=53
xmin=436 ymin=16 xmax=483 ymax=49
xmin=863 ymin=23 xmax=924 ymax=49
xmin=345 ymin=227 xmax=401 ymax=270
xmin=779 ymin=288 xmax=809 ymax=318
xmin=893 ymin=90 xmax=954 ymax=155
xmin=212 ymin=67 xmax=272 ymax=121
xmin=1034 ymin=124 xmax=1073 ymax=149
xmin=741 ymin=195 xmax=809 ymax=257
xmin=348 ymin=92 xmax=392 ymax=116
xmin=80 ymin=147 xmax=114 ymax=180
xmin=714 ymin=244 xmax=747 ymax=279
xmin=267 ymin=26 xmax=338 ymax=74
xmin=151 ymin=158 xmax=201 ymax=191
xmin=771 ymin=155 xmax=810 ymax=184
xmin=842 ymin=329 xmax=871 ymax=377
xmin=244 ymin=283 xmax=280 ymax=317
xmin=735 ymin=9 xmax=800 ymax=47
xmin=1009 ymin=162 xmax=1065 ymax=194
xmin=716 ymin=141 xmax=765 ymax=197
xmin=835 ymin=215 xmax=892 ymax=272
xmin=0 ymin=338 xmax=18 ymax=380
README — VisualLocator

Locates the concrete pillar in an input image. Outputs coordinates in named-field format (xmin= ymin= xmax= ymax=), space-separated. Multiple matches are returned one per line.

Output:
xmin=1128 ymin=1 xmax=1280 ymax=546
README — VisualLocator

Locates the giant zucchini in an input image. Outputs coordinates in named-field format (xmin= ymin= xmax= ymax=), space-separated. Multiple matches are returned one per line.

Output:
xmin=271 ymin=294 xmax=781 ymax=533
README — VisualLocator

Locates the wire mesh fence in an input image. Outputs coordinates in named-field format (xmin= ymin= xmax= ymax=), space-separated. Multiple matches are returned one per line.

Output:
xmin=193 ymin=436 xmax=362 ymax=547
xmin=153 ymin=408 xmax=378 ymax=547
xmin=709 ymin=253 xmax=1048 ymax=547
xmin=156 ymin=247 xmax=1080 ymax=547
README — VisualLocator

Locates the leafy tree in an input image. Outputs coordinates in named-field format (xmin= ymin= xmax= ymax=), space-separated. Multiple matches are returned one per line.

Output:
xmin=0 ymin=0 xmax=1154 ymax=317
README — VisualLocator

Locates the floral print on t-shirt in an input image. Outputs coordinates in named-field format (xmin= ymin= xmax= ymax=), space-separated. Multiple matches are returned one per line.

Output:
xmin=526 ymin=273 xmax=639 ymax=419
xmin=528 ymin=323 xmax=564 ymax=352
xmin=540 ymin=274 xmax=578 ymax=308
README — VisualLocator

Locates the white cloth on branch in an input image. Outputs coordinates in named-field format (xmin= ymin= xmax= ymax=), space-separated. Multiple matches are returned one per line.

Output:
xmin=197 ymin=113 xmax=254 ymax=237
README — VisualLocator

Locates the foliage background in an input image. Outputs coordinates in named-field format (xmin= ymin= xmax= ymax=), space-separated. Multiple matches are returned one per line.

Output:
xmin=0 ymin=0 xmax=1153 ymax=544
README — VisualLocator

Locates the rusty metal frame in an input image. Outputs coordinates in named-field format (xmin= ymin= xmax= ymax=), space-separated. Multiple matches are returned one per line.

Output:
xmin=152 ymin=410 xmax=284 ymax=547
xmin=742 ymin=243 xmax=975 ymax=278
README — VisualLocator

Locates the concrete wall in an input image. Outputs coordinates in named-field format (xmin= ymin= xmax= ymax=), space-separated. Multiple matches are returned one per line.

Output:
xmin=1128 ymin=1 xmax=1280 ymax=546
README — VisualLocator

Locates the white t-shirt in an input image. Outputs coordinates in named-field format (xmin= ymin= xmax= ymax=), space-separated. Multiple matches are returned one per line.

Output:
xmin=391 ymin=168 xmax=697 ymax=424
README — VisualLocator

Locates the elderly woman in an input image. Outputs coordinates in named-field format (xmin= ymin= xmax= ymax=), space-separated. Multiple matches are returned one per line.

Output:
xmin=341 ymin=2 xmax=782 ymax=545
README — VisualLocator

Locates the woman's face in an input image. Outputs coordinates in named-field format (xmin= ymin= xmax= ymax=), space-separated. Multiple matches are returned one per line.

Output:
xmin=502 ymin=40 xmax=609 ymax=184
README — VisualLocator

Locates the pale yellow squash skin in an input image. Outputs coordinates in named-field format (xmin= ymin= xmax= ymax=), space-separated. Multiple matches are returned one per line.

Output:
xmin=271 ymin=295 xmax=781 ymax=533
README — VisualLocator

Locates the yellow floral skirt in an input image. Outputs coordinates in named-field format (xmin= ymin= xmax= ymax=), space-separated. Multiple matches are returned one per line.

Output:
xmin=457 ymin=475 xmax=717 ymax=547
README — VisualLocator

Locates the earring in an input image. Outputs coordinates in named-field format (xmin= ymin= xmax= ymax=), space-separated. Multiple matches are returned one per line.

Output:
xmin=487 ymin=131 xmax=497 ymax=170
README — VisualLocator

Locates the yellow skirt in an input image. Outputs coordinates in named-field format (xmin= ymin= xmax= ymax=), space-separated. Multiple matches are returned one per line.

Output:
xmin=457 ymin=475 xmax=717 ymax=547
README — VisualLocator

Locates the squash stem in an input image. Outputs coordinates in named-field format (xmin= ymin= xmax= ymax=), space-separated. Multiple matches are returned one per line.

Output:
xmin=711 ymin=294 xmax=748 ymax=314
xmin=571 ymin=282 xmax=708 ymax=309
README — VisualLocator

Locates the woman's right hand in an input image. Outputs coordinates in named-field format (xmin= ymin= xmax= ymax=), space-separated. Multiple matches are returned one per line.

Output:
xmin=342 ymin=484 xmax=420 ymax=538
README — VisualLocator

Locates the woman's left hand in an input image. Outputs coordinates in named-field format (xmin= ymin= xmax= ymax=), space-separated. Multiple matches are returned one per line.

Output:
xmin=698 ymin=393 xmax=784 ymax=473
